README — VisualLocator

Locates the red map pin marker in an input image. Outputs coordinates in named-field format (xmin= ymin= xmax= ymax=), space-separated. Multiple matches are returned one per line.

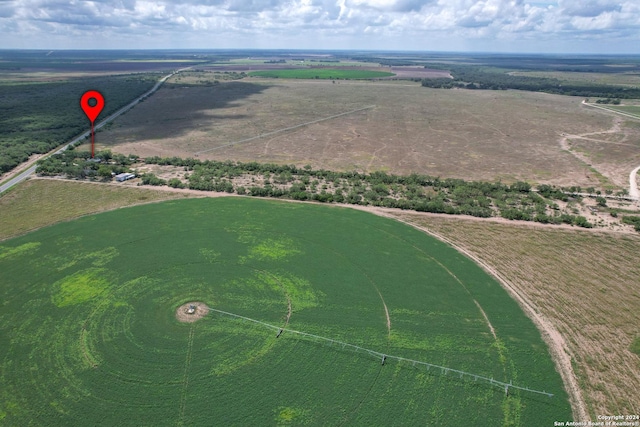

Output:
xmin=80 ymin=90 xmax=104 ymax=158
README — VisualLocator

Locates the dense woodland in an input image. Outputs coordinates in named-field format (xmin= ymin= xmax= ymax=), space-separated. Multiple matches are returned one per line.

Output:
xmin=37 ymin=152 xmax=610 ymax=229
xmin=0 ymin=74 xmax=158 ymax=174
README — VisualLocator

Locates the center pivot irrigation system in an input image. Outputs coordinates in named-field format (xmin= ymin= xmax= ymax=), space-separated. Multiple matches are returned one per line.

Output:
xmin=204 ymin=306 xmax=554 ymax=398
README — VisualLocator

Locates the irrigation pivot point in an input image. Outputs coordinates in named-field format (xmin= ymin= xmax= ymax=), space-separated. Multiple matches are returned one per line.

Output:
xmin=80 ymin=90 xmax=105 ymax=158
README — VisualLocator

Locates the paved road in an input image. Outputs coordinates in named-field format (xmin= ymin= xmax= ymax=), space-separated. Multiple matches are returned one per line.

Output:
xmin=0 ymin=68 xmax=189 ymax=195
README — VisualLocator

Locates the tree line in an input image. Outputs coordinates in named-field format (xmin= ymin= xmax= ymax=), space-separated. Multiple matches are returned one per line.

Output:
xmin=138 ymin=156 xmax=595 ymax=228
xmin=35 ymin=153 xmax=607 ymax=229
xmin=420 ymin=65 xmax=640 ymax=99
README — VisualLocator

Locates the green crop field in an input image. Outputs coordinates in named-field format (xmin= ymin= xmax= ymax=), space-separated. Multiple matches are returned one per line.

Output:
xmin=248 ymin=68 xmax=395 ymax=79
xmin=0 ymin=197 xmax=570 ymax=425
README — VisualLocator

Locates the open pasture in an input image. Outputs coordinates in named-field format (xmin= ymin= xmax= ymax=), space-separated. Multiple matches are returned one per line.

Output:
xmin=96 ymin=78 xmax=621 ymax=187
xmin=0 ymin=197 xmax=570 ymax=425
xmin=0 ymin=179 xmax=189 ymax=241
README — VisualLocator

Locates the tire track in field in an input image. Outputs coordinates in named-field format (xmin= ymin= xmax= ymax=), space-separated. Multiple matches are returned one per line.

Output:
xmin=350 ymin=214 xmax=531 ymax=423
xmin=275 ymin=232 xmax=392 ymax=338
xmin=177 ymin=325 xmax=196 ymax=427
xmin=248 ymin=235 xmax=392 ymax=423
xmin=474 ymin=300 xmax=497 ymax=341
xmin=253 ymin=269 xmax=293 ymax=328
xmin=338 ymin=366 xmax=383 ymax=427
xmin=370 ymin=210 xmax=589 ymax=422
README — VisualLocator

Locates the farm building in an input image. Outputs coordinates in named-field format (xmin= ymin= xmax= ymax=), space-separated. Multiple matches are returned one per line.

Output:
xmin=115 ymin=173 xmax=135 ymax=182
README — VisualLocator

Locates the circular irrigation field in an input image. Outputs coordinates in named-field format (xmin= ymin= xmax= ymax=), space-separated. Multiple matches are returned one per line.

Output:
xmin=0 ymin=198 xmax=571 ymax=425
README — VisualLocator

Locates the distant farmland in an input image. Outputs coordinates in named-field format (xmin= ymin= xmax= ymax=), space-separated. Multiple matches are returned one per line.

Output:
xmin=248 ymin=68 xmax=395 ymax=79
xmin=0 ymin=197 xmax=570 ymax=425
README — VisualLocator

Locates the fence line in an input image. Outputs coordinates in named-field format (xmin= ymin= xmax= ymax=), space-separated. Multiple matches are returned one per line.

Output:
xmin=193 ymin=105 xmax=375 ymax=155
xmin=204 ymin=306 xmax=554 ymax=398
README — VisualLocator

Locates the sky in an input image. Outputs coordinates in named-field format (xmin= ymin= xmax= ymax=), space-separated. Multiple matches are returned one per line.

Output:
xmin=0 ymin=0 xmax=639 ymax=53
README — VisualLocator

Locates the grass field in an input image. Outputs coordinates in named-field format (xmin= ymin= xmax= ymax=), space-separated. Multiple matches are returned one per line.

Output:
xmin=0 ymin=196 xmax=570 ymax=425
xmin=248 ymin=68 xmax=395 ymax=79
xmin=0 ymin=179 xmax=189 ymax=241
xmin=390 ymin=213 xmax=640 ymax=418
xmin=94 ymin=78 xmax=626 ymax=188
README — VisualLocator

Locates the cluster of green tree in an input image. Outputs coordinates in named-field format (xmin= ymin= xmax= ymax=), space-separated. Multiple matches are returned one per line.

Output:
xmin=0 ymin=74 xmax=158 ymax=174
xmin=595 ymin=98 xmax=621 ymax=104
xmin=142 ymin=156 xmax=594 ymax=228
xmin=35 ymin=149 xmax=136 ymax=179
xmin=139 ymin=173 xmax=167 ymax=186
xmin=264 ymin=59 xmax=287 ymax=63
xmin=420 ymin=65 xmax=640 ymax=98
xmin=621 ymin=216 xmax=640 ymax=232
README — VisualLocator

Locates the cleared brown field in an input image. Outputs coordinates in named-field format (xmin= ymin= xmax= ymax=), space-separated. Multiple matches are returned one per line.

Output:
xmin=0 ymin=179 xmax=190 ymax=241
xmin=387 ymin=212 xmax=640 ymax=418
xmin=94 ymin=77 xmax=621 ymax=187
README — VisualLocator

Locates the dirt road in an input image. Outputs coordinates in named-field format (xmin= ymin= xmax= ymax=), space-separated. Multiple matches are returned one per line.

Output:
xmin=580 ymin=101 xmax=640 ymax=198
xmin=630 ymin=165 xmax=640 ymax=200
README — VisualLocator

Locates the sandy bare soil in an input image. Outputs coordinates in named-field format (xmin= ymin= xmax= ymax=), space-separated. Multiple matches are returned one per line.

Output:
xmin=175 ymin=302 xmax=209 ymax=323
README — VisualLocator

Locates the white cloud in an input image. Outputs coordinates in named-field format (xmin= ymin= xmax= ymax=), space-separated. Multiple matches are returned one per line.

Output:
xmin=0 ymin=0 xmax=638 ymax=52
